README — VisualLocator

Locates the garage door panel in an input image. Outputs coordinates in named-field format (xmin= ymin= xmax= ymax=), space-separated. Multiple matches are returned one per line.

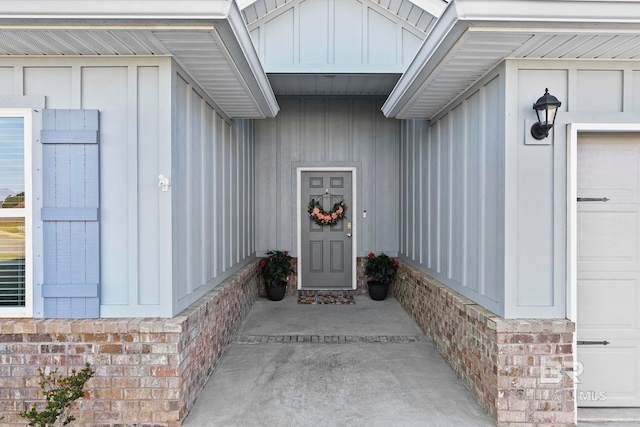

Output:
xmin=578 ymin=346 xmax=640 ymax=407
xmin=578 ymin=132 xmax=640 ymax=408
xmin=578 ymin=211 xmax=638 ymax=264
xmin=578 ymin=140 xmax=640 ymax=203
xmin=578 ymin=279 xmax=637 ymax=331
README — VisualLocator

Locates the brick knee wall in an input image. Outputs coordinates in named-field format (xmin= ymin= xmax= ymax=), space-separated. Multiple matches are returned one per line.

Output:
xmin=395 ymin=264 xmax=576 ymax=427
xmin=0 ymin=262 xmax=260 ymax=427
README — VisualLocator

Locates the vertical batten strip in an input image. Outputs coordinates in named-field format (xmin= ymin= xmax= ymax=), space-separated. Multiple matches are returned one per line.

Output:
xmin=213 ymin=112 xmax=220 ymax=277
xmin=203 ymin=103 xmax=213 ymax=283
xmin=447 ymin=110 xmax=454 ymax=279
xmin=328 ymin=0 xmax=335 ymax=65
xmin=127 ymin=66 xmax=138 ymax=306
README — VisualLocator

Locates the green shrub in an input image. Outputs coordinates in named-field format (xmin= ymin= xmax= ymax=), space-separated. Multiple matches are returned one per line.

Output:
xmin=20 ymin=363 xmax=94 ymax=427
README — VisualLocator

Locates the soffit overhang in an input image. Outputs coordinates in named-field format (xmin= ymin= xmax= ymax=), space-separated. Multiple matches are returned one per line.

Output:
xmin=383 ymin=0 xmax=640 ymax=120
xmin=0 ymin=1 xmax=279 ymax=119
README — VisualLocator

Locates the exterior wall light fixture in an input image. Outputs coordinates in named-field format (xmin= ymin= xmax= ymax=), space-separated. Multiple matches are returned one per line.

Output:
xmin=531 ymin=88 xmax=562 ymax=140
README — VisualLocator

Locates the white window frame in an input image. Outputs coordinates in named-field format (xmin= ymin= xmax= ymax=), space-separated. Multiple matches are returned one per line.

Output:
xmin=0 ymin=109 xmax=33 ymax=317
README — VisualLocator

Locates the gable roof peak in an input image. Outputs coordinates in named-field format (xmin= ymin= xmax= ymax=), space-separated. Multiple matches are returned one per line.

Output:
xmin=240 ymin=0 xmax=447 ymax=28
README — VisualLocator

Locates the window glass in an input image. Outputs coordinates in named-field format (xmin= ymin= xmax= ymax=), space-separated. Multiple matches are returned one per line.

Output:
xmin=0 ymin=117 xmax=25 ymax=209
xmin=0 ymin=115 xmax=26 ymax=309
xmin=0 ymin=217 xmax=25 ymax=306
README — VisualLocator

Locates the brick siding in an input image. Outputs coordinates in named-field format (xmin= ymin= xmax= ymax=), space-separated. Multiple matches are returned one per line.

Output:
xmin=395 ymin=263 xmax=576 ymax=427
xmin=0 ymin=262 xmax=260 ymax=427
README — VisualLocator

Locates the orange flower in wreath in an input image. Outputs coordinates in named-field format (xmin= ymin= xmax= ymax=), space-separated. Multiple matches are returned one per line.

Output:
xmin=307 ymin=198 xmax=347 ymax=227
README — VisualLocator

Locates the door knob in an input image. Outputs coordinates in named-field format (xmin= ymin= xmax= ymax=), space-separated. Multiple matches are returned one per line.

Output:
xmin=347 ymin=233 xmax=352 ymax=238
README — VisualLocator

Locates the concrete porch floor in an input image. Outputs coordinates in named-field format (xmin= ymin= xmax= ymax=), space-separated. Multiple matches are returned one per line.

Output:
xmin=182 ymin=295 xmax=494 ymax=427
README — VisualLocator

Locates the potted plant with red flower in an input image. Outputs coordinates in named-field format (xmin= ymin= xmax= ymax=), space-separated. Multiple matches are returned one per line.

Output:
xmin=364 ymin=252 xmax=399 ymax=300
xmin=259 ymin=250 xmax=294 ymax=301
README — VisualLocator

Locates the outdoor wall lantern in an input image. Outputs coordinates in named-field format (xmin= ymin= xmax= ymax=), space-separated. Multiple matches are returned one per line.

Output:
xmin=531 ymin=88 xmax=562 ymax=140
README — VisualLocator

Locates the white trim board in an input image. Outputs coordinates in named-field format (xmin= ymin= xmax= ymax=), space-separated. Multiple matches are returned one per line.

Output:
xmin=296 ymin=166 xmax=357 ymax=291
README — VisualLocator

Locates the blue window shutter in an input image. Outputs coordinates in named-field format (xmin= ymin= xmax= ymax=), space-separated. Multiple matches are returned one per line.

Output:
xmin=41 ymin=109 xmax=100 ymax=318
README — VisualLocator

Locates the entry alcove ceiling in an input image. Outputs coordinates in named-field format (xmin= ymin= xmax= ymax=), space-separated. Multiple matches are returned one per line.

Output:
xmin=267 ymin=74 xmax=402 ymax=96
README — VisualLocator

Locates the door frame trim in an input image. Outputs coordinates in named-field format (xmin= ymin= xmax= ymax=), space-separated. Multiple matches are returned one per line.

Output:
xmin=567 ymin=123 xmax=640 ymax=411
xmin=296 ymin=166 xmax=357 ymax=290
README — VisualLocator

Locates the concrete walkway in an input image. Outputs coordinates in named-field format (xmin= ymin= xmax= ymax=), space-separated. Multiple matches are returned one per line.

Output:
xmin=182 ymin=296 xmax=495 ymax=427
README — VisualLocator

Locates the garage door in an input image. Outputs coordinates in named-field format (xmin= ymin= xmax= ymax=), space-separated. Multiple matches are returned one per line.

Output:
xmin=577 ymin=132 xmax=640 ymax=407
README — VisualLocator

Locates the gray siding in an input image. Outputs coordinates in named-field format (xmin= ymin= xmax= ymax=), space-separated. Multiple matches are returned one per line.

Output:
xmin=255 ymin=97 xmax=399 ymax=256
xmin=171 ymin=62 xmax=256 ymax=315
xmin=2 ymin=57 xmax=256 ymax=318
xmin=0 ymin=57 xmax=173 ymax=318
xmin=246 ymin=0 xmax=429 ymax=73
xmin=400 ymin=59 xmax=640 ymax=319
xmin=507 ymin=59 xmax=640 ymax=319
xmin=400 ymin=72 xmax=505 ymax=316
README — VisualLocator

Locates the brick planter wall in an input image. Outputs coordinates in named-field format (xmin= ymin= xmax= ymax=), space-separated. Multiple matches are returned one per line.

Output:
xmin=395 ymin=263 xmax=576 ymax=427
xmin=0 ymin=262 xmax=260 ymax=427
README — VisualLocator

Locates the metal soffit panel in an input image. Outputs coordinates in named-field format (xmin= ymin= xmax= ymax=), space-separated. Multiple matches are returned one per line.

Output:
xmin=0 ymin=28 xmax=266 ymax=118
xmin=268 ymin=74 xmax=402 ymax=96
xmin=154 ymin=30 xmax=264 ymax=117
xmin=398 ymin=30 xmax=640 ymax=119
xmin=0 ymin=29 xmax=169 ymax=55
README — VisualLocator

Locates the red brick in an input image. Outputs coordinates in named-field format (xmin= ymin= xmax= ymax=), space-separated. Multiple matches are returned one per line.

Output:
xmin=140 ymin=400 xmax=169 ymax=411
xmin=95 ymin=388 xmax=123 ymax=400
xmin=497 ymin=410 xmax=525 ymax=422
xmin=395 ymin=263 xmax=576 ymax=427
xmin=84 ymin=333 xmax=109 ymax=342
xmin=98 ymin=344 xmax=123 ymax=354
xmin=152 ymin=410 xmax=180 ymax=423
xmin=122 ymin=411 xmax=153 ymax=423
xmin=123 ymin=388 xmax=153 ymax=400
xmin=0 ymin=263 xmax=262 ymax=427
xmin=151 ymin=366 xmax=179 ymax=377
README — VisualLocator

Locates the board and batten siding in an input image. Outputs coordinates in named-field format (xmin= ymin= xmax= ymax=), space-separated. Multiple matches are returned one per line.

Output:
xmin=171 ymin=62 xmax=256 ymax=315
xmin=255 ymin=96 xmax=399 ymax=256
xmin=1 ymin=57 xmax=257 ymax=318
xmin=0 ymin=57 xmax=175 ymax=317
xmin=400 ymin=70 xmax=505 ymax=316
xmin=245 ymin=0 xmax=429 ymax=73
xmin=401 ymin=59 xmax=640 ymax=319
xmin=505 ymin=59 xmax=640 ymax=319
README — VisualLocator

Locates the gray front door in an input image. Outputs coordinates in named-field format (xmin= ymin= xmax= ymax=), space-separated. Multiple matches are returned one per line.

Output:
xmin=301 ymin=171 xmax=353 ymax=289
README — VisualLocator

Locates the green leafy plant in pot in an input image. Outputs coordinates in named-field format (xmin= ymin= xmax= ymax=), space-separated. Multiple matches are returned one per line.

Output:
xmin=259 ymin=250 xmax=294 ymax=301
xmin=364 ymin=252 xmax=399 ymax=301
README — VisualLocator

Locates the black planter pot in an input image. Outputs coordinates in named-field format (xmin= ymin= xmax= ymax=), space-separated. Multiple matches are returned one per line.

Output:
xmin=266 ymin=281 xmax=287 ymax=301
xmin=367 ymin=280 xmax=389 ymax=301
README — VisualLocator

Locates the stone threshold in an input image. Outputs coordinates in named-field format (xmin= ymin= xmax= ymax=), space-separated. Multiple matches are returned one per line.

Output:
xmin=233 ymin=334 xmax=430 ymax=344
